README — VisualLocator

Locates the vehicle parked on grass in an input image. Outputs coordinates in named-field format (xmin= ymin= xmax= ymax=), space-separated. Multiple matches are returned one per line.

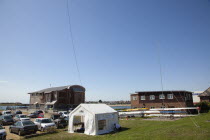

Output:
xmin=0 ymin=115 xmax=14 ymax=125
xmin=9 ymin=120 xmax=38 ymax=136
xmin=51 ymin=114 xmax=68 ymax=128
xmin=58 ymin=111 xmax=69 ymax=118
xmin=34 ymin=118 xmax=56 ymax=131
xmin=13 ymin=110 xmax=22 ymax=116
xmin=2 ymin=110 xmax=13 ymax=116
xmin=13 ymin=114 xmax=30 ymax=122
xmin=27 ymin=112 xmax=39 ymax=118
xmin=0 ymin=125 xmax=7 ymax=140
xmin=34 ymin=110 xmax=44 ymax=115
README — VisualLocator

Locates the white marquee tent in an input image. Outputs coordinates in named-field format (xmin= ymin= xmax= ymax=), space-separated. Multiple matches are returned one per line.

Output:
xmin=68 ymin=104 xmax=119 ymax=135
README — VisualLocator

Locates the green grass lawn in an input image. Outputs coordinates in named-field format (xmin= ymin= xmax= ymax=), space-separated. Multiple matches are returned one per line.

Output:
xmin=28 ymin=113 xmax=210 ymax=140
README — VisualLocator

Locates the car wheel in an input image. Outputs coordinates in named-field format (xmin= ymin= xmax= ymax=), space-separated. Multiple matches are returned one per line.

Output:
xmin=9 ymin=128 xmax=12 ymax=133
xmin=41 ymin=127 xmax=44 ymax=132
xmin=18 ymin=130 xmax=22 ymax=136
xmin=56 ymin=124 xmax=59 ymax=129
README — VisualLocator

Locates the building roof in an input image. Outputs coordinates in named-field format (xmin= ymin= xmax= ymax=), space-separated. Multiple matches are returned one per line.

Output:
xmin=131 ymin=90 xmax=192 ymax=95
xmin=199 ymin=87 xmax=210 ymax=97
xmin=78 ymin=104 xmax=117 ymax=114
xmin=28 ymin=85 xmax=85 ymax=94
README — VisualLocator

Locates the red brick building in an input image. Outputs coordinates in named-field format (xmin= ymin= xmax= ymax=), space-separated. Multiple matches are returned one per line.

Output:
xmin=199 ymin=87 xmax=210 ymax=102
xmin=131 ymin=91 xmax=194 ymax=109
xmin=28 ymin=85 xmax=85 ymax=110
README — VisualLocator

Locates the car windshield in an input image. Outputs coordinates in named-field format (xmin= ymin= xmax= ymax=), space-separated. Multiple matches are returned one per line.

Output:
xmin=4 ymin=116 xmax=12 ymax=119
xmin=63 ymin=112 xmax=67 ymax=114
xmin=22 ymin=121 xmax=34 ymax=126
xmin=20 ymin=115 xmax=27 ymax=118
xmin=41 ymin=119 xmax=52 ymax=123
xmin=0 ymin=125 xmax=4 ymax=129
xmin=5 ymin=112 xmax=11 ymax=114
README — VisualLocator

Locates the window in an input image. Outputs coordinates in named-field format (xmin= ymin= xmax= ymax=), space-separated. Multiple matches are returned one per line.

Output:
xmin=141 ymin=95 xmax=145 ymax=100
xmin=98 ymin=120 xmax=106 ymax=130
xmin=161 ymin=106 xmax=165 ymax=108
xmin=132 ymin=96 xmax=137 ymax=100
xmin=150 ymin=95 xmax=155 ymax=100
xmin=167 ymin=94 xmax=173 ymax=99
xmin=150 ymin=106 xmax=155 ymax=109
xmin=159 ymin=94 xmax=165 ymax=99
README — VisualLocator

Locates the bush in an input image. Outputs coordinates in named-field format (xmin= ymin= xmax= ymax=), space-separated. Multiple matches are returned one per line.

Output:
xmin=195 ymin=101 xmax=210 ymax=113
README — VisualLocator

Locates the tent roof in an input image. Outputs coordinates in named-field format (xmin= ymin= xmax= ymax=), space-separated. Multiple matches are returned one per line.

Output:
xmin=79 ymin=104 xmax=117 ymax=114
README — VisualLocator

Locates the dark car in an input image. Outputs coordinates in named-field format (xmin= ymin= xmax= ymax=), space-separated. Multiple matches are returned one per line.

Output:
xmin=27 ymin=113 xmax=39 ymax=118
xmin=14 ymin=110 xmax=22 ymax=115
xmin=9 ymin=120 xmax=38 ymax=136
xmin=51 ymin=114 xmax=68 ymax=128
xmin=0 ymin=115 xmax=14 ymax=125
xmin=34 ymin=110 xmax=43 ymax=114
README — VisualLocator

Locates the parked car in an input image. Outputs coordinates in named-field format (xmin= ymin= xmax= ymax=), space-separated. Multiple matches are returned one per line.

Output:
xmin=0 ymin=125 xmax=7 ymax=140
xmin=0 ymin=115 xmax=14 ymax=125
xmin=34 ymin=110 xmax=44 ymax=114
xmin=13 ymin=114 xmax=30 ymax=122
xmin=27 ymin=113 xmax=39 ymax=118
xmin=13 ymin=110 xmax=22 ymax=116
xmin=9 ymin=120 xmax=38 ymax=136
xmin=34 ymin=118 xmax=56 ymax=131
xmin=51 ymin=114 xmax=68 ymax=128
xmin=2 ymin=110 xmax=13 ymax=116
xmin=58 ymin=111 xmax=69 ymax=118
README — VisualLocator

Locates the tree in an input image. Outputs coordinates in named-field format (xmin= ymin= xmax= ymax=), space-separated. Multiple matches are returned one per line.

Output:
xmin=99 ymin=100 xmax=102 ymax=103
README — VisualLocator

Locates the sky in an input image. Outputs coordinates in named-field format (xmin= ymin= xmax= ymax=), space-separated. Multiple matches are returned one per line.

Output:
xmin=0 ymin=0 xmax=210 ymax=103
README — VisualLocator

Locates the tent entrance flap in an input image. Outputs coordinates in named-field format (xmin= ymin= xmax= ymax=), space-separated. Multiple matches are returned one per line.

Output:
xmin=73 ymin=115 xmax=85 ymax=133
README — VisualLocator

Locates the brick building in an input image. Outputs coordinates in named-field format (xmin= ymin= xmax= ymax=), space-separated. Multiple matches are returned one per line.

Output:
xmin=28 ymin=85 xmax=85 ymax=110
xmin=199 ymin=87 xmax=210 ymax=102
xmin=130 ymin=91 xmax=194 ymax=109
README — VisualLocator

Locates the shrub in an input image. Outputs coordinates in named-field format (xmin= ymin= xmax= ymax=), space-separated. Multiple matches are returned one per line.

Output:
xmin=195 ymin=101 xmax=210 ymax=113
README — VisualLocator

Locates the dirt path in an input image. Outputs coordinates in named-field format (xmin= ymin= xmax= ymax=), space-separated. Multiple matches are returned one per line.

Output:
xmin=5 ymin=125 xmax=21 ymax=140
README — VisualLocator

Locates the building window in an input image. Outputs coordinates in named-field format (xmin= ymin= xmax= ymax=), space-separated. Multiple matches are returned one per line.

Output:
xmin=161 ymin=106 xmax=165 ymax=108
xmin=98 ymin=120 xmax=106 ymax=130
xmin=167 ymin=94 xmax=173 ymax=99
xmin=150 ymin=106 xmax=155 ymax=109
xmin=141 ymin=95 xmax=146 ymax=100
xmin=150 ymin=95 xmax=155 ymax=100
xmin=132 ymin=96 xmax=137 ymax=101
xmin=159 ymin=94 xmax=165 ymax=99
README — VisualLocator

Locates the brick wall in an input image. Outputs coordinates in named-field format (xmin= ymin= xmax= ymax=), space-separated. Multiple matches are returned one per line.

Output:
xmin=200 ymin=96 xmax=210 ymax=102
xmin=131 ymin=91 xmax=194 ymax=109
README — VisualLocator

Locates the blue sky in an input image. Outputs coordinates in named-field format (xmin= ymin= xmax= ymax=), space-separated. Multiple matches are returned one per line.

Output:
xmin=0 ymin=0 xmax=210 ymax=103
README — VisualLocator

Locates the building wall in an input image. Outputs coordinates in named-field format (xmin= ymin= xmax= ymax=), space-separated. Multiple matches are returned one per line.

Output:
xmin=130 ymin=94 xmax=140 ymax=108
xmin=200 ymin=96 xmax=210 ymax=102
xmin=131 ymin=92 xmax=194 ymax=109
xmin=29 ymin=86 xmax=85 ymax=109
xmin=30 ymin=93 xmax=44 ymax=104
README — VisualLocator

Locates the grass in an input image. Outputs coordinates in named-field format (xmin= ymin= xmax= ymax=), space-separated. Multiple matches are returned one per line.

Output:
xmin=27 ymin=112 xmax=210 ymax=140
